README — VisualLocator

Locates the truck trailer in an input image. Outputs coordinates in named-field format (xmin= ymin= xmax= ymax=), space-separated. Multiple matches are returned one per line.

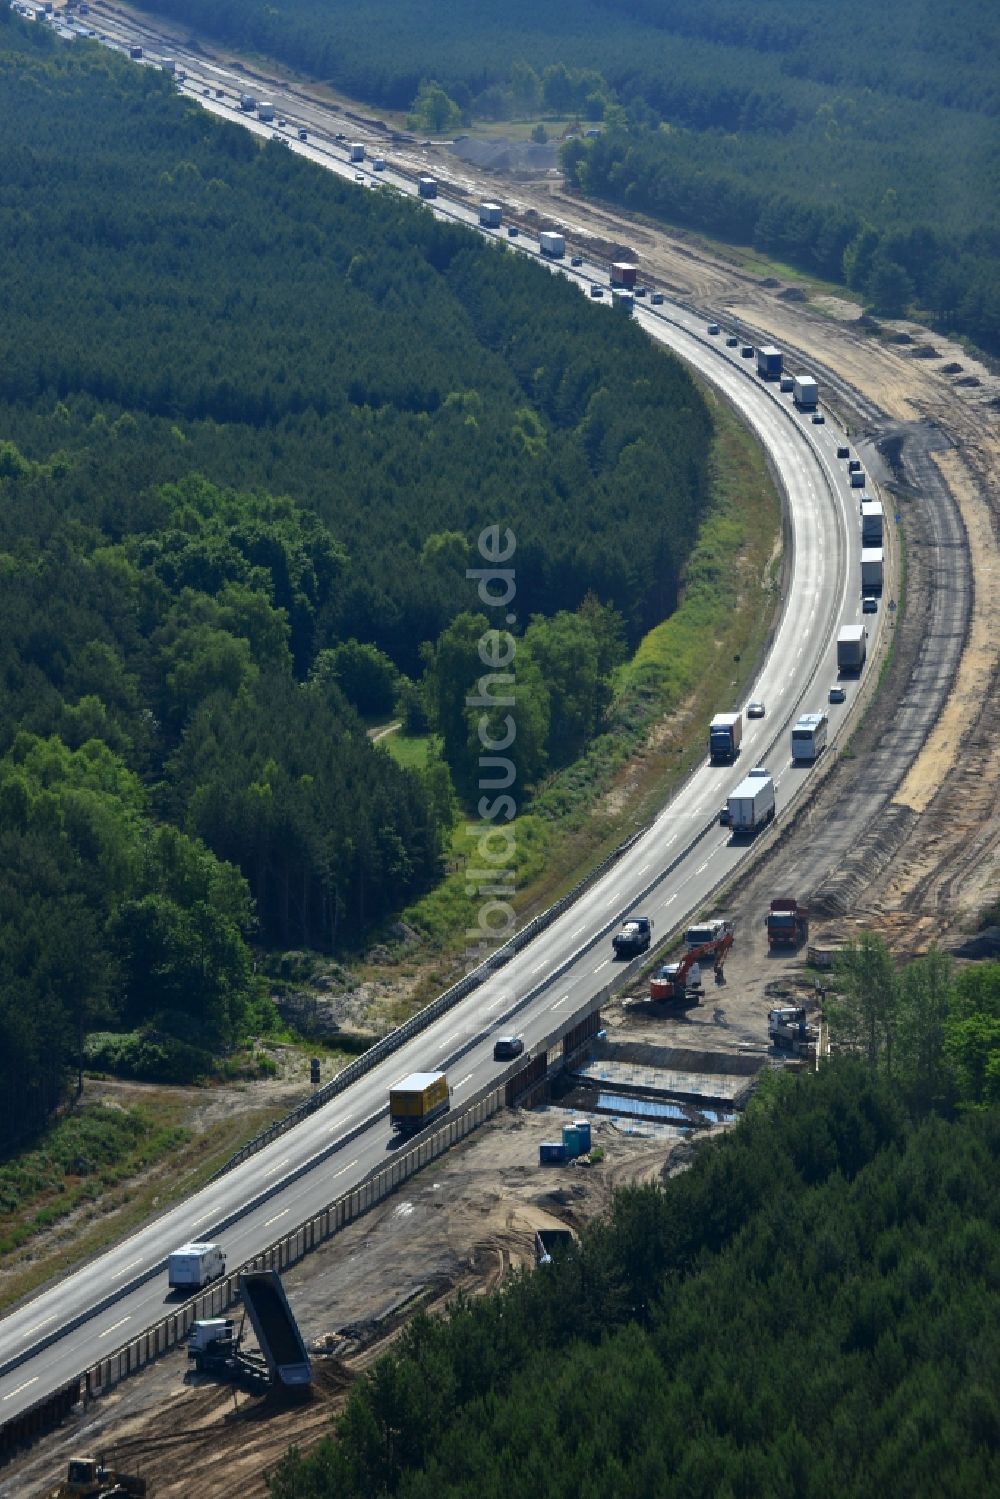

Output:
xmin=709 ymin=712 xmax=743 ymax=764
xmin=610 ymin=262 xmax=638 ymax=289
xmin=349 ymin=142 xmax=365 ymax=162
xmin=479 ymin=201 xmax=503 ymax=228
xmin=836 ymin=625 xmax=867 ymax=673
xmin=418 ymin=176 xmax=437 ymax=199
xmin=860 ymin=500 xmax=884 ymax=544
xmin=539 ymin=231 xmax=565 ymax=258
xmin=258 ymin=101 xmax=275 ymax=122
xmin=793 ymin=375 xmax=818 ymax=409
xmin=861 ymin=547 xmax=884 ymax=593
xmin=389 ymin=1071 xmax=450 ymax=1134
xmin=611 ymin=288 xmax=635 ymax=314
xmin=168 ymin=1241 xmax=226 ymax=1291
xmin=756 ymin=346 xmax=783 ymax=380
xmin=726 ymin=768 xmax=775 ymax=834
xmin=239 ymin=93 xmax=257 ymax=112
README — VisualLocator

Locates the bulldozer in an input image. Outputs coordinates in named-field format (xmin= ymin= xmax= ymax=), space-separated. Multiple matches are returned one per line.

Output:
xmin=49 ymin=1455 xmax=146 ymax=1498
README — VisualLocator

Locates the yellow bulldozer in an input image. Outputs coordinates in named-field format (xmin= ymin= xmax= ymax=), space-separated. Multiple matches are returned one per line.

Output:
xmin=49 ymin=1455 xmax=147 ymax=1498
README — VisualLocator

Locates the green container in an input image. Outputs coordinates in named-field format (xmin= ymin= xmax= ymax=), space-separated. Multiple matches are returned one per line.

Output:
xmin=562 ymin=1125 xmax=582 ymax=1159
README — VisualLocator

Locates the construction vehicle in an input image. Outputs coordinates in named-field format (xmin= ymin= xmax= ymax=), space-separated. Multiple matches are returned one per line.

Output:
xmin=768 ymin=1006 xmax=818 ymax=1050
xmin=612 ymin=915 xmax=652 ymax=958
xmin=766 ymin=899 xmax=809 ymax=948
xmin=49 ymin=1456 xmax=146 ymax=1497
xmin=186 ymin=1270 xmax=311 ymax=1392
xmin=649 ymin=922 xmax=734 ymax=1001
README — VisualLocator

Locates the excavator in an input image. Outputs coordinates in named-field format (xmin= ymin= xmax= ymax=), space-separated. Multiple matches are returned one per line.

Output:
xmin=649 ymin=921 xmax=735 ymax=1003
xmin=49 ymin=1456 xmax=146 ymax=1498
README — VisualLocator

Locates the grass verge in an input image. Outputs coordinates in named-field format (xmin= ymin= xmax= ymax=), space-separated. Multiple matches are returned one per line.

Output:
xmin=0 ymin=1085 xmax=295 ymax=1313
xmin=395 ymin=386 xmax=781 ymax=994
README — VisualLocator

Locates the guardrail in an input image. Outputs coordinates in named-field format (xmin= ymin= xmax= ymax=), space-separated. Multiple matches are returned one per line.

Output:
xmin=210 ymin=827 xmax=650 ymax=1179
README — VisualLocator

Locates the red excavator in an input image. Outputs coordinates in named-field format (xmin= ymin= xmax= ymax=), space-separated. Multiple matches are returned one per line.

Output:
xmin=649 ymin=921 xmax=735 ymax=1002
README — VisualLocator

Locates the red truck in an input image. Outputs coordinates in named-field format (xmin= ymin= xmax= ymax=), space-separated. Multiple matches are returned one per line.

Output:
xmin=765 ymin=899 xmax=809 ymax=949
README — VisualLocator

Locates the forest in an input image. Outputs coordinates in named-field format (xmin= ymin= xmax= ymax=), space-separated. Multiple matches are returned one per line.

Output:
xmin=267 ymin=955 xmax=1000 ymax=1496
xmin=148 ymin=0 xmax=1000 ymax=351
xmin=0 ymin=13 xmax=713 ymax=1149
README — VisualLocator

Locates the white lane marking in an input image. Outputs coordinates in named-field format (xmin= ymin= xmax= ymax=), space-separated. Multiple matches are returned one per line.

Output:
xmin=264 ymin=1208 xmax=290 ymax=1228
xmin=99 ymin=1316 xmax=131 ymax=1340
xmin=593 ymin=958 xmax=611 ymax=973
xmin=332 ymin=1158 xmax=359 ymax=1179
xmin=665 ymin=893 xmax=677 ymax=905
xmin=454 ymin=1073 xmax=474 ymax=1091
xmin=531 ymin=960 xmax=547 ymax=973
xmin=263 ymin=1157 xmax=289 ymax=1178
xmin=550 ymin=994 xmax=571 ymax=1010
xmin=112 ymin=1257 xmax=144 ymax=1281
xmin=695 ymin=861 xmax=709 ymax=875
xmin=443 ymin=1028 xmax=463 ymax=1043
xmin=328 ymin=1113 xmax=353 ymax=1133
xmin=2 ymin=1377 xmax=38 ymax=1401
xmin=637 ymin=862 xmax=651 ymax=875
xmin=20 ymin=1316 xmax=55 ymax=1341
xmin=570 ymin=924 xmax=586 ymax=938
xmin=487 ymin=996 xmax=507 ymax=1010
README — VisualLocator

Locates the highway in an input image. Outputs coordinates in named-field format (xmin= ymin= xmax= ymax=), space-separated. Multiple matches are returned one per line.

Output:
xmin=1 ymin=7 xmax=876 ymax=1423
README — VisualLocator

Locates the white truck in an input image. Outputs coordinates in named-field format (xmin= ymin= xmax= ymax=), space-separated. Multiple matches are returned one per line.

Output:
xmin=479 ymin=202 xmax=503 ymax=227
xmin=418 ymin=176 xmax=437 ymax=199
xmin=539 ymin=231 xmax=565 ymax=258
xmin=836 ymin=625 xmax=867 ymax=673
xmin=861 ymin=547 xmax=884 ymax=592
xmin=724 ymin=768 xmax=775 ymax=834
xmin=349 ymin=142 xmax=365 ymax=162
xmin=258 ymin=101 xmax=275 ymax=123
xmin=168 ymin=1242 xmax=226 ymax=1291
xmin=792 ymin=375 xmax=818 ymax=410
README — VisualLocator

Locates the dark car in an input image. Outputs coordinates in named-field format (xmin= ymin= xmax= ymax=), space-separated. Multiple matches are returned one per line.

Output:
xmin=741 ymin=344 xmax=754 ymax=358
xmin=707 ymin=323 xmax=721 ymax=335
xmin=493 ymin=1036 xmax=524 ymax=1061
xmin=837 ymin=445 xmax=850 ymax=459
xmin=590 ymin=284 xmax=604 ymax=298
xmin=829 ymin=685 xmax=846 ymax=704
xmin=719 ymin=805 xmax=733 ymax=827
xmin=634 ymin=286 xmax=647 ymax=298
xmin=507 ymin=225 xmax=519 ymax=237
xmin=726 ymin=335 xmax=739 ymax=347
xmin=651 ymin=291 xmax=664 ymax=304
xmin=812 ymin=412 xmax=825 ymax=424
xmin=862 ymin=596 xmax=878 ymax=614
xmin=570 ymin=255 xmax=584 ymax=267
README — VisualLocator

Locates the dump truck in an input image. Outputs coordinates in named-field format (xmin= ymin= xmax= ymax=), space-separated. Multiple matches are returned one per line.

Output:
xmin=709 ymin=711 xmax=743 ymax=764
xmin=726 ymin=768 xmax=775 ymax=834
xmin=756 ymin=346 xmax=783 ymax=380
xmin=418 ymin=176 xmax=437 ymax=199
xmin=49 ymin=1456 xmax=146 ymax=1497
xmin=861 ymin=547 xmax=884 ymax=593
xmin=539 ymin=230 xmax=565 ymax=258
xmin=650 ymin=922 xmax=734 ymax=1001
xmin=167 ymin=1241 xmax=225 ymax=1291
xmin=612 ymin=915 xmax=652 ymax=958
xmin=389 ymin=1071 xmax=450 ymax=1134
xmin=765 ymin=899 xmax=809 ymax=948
xmin=793 ymin=375 xmax=818 ymax=409
xmin=479 ymin=201 xmax=503 ymax=227
xmin=685 ymin=918 xmax=733 ymax=948
xmin=836 ymin=624 xmax=867 ymax=673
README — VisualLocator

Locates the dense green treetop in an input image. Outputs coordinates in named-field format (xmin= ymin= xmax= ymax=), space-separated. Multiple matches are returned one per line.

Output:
xmin=142 ymin=0 xmax=1000 ymax=350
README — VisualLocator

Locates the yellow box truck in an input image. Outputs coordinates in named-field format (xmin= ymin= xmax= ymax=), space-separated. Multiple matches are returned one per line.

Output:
xmin=389 ymin=1071 xmax=450 ymax=1135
